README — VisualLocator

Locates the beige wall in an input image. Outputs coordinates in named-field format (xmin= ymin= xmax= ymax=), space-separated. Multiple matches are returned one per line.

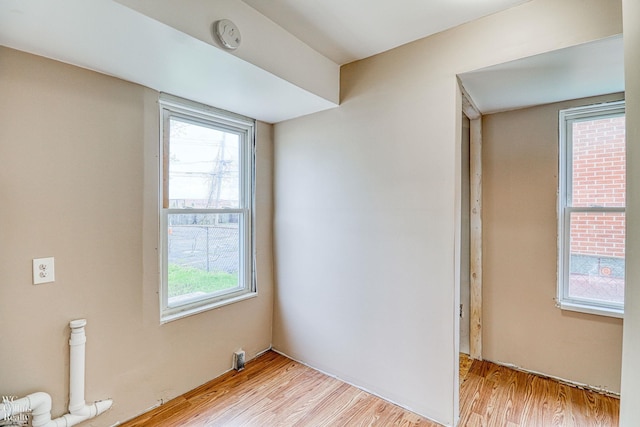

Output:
xmin=620 ymin=0 xmax=640 ymax=423
xmin=273 ymin=0 xmax=622 ymax=424
xmin=483 ymin=94 xmax=624 ymax=393
xmin=0 ymin=0 xmax=628 ymax=425
xmin=0 ymin=47 xmax=274 ymax=425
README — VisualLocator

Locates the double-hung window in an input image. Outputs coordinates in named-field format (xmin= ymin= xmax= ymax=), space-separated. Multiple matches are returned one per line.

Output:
xmin=558 ymin=100 xmax=625 ymax=317
xmin=159 ymin=94 xmax=255 ymax=322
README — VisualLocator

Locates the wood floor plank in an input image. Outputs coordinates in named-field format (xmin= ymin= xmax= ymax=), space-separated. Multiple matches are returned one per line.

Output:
xmin=323 ymin=392 xmax=379 ymax=426
xmin=492 ymin=366 xmax=517 ymax=425
xmin=291 ymin=382 xmax=357 ymax=427
xmin=505 ymin=369 xmax=531 ymax=424
xmin=554 ymin=383 xmax=572 ymax=427
xmin=201 ymin=362 xmax=309 ymax=425
xmin=120 ymin=351 xmax=619 ymax=427
xmin=312 ymin=390 xmax=370 ymax=427
xmin=460 ymin=353 xmax=474 ymax=384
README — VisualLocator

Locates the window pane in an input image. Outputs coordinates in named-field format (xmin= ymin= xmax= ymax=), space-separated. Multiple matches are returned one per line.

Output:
xmin=167 ymin=213 xmax=241 ymax=306
xmin=571 ymin=116 xmax=625 ymax=207
xmin=168 ymin=117 xmax=240 ymax=209
xmin=568 ymin=211 xmax=625 ymax=305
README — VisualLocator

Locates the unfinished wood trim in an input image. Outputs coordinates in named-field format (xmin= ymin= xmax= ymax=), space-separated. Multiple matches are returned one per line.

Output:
xmin=469 ymin=117 xmax=482 ymax=360
xmin=460 ymin=83 xmax=481 ymax=120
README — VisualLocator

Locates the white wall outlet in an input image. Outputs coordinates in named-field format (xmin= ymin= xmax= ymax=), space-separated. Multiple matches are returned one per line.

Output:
xmin=33 ymin=257 xmax=55 ymax=285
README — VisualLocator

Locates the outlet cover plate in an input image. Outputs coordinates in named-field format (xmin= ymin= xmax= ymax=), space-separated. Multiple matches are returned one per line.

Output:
xmin=33 ymin=257 xmax=55 ymax=285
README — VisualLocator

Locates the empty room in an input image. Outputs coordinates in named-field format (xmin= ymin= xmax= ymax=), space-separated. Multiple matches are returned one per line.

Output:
xmin=1 ymin=0 xmax=639 ymax=426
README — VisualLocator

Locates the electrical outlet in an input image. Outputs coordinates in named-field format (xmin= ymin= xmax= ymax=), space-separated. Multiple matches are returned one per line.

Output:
xmin=33 ymin=257 xmax=55 ymax=285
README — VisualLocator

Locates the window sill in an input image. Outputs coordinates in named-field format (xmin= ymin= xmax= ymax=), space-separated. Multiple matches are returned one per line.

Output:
xmin=558 ymin=300 xmax=623 ymax=319
xmin=161 ymin=291 xmax=258 ymax=324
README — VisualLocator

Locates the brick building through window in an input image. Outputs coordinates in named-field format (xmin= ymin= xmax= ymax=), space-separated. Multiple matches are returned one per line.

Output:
xmin=559 ymin=101 xmax=625 ymax=315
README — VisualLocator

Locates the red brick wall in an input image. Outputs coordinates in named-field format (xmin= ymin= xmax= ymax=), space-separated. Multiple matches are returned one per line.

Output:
xmin=570 ymin=117 xmax=625 ymax=258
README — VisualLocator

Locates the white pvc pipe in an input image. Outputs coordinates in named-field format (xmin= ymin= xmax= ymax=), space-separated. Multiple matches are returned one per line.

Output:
xmin=1 ymin=319 xmax=112 ymax=427
xmin=0 ymin=393 xmax=46 ymax=423
xmin=50 ymin=400 xmax=113 ymax=427
xmin=68 ymin=319 xmax=87 ymax=414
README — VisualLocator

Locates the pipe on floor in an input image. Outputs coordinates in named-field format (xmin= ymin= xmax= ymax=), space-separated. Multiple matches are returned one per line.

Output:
xmin=0 ymin=319 xmax=113 ymax=427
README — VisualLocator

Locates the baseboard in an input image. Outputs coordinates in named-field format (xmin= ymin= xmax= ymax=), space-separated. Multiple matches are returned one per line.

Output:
xmin=111 ymin=345 xmax=273 ymax=426
xmin=487 ymin=358 xmax=620 ymax=398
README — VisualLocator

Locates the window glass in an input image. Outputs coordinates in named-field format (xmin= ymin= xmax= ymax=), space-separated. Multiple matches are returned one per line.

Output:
xmin=168 ymin=118 xmax=241 ymax=209
xmin=568 ymin=211 xmax=625 ymax=306
xmin=570 ymin=117 xmax=626 ymax=208
xmin=167 ymin=213 xmax=242 ymax=307
xmin=159 ymin=95 xmax=255 ymax=322
xmin=558 ymin=101 xmax=625 ymax=316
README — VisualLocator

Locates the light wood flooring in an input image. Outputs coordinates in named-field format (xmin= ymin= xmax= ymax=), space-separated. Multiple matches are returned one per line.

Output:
xmin=459 ymin=355 xmax=619 ymax=426
xmin=120 ymin=351 xmax=619 ymax=426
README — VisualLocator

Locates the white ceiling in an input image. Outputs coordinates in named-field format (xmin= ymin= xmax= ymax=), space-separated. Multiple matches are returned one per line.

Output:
xmin=0 ymin=0 xmax=623 ymax=121
xmin=241 ymin=0 xmax=530 ymax=65
xmin=459 ymin=35 xmax=625 ymax=114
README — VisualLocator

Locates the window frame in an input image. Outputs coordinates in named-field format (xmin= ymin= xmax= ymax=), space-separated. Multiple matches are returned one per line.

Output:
xmin=557 ymin=100 xmax=625 ymax=318
xmin=159 ymin=94 xmax=256 ymax=323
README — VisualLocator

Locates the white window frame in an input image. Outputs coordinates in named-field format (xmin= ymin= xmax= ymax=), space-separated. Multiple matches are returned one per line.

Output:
xmin=558 ymin=100 xmax=625 ymax=318
xmin=159 ymin=94 xmax=256 ymax=323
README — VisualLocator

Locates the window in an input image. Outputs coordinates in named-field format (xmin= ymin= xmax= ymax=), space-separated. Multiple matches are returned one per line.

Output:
xmin=558 ymin=100 xmax=625 ymax=317
xmin=159 ymin=94 xmax=255 ymax=322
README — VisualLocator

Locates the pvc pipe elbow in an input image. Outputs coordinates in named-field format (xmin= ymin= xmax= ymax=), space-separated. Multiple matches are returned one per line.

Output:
xmin=0 ymin=395 xmax=33 ymax=421
xmin=26 ymin=392 xmax=53 ymax=427
xmin=55 ymin=401 xmax=113 ymax=427
xmin=94 ymin=399 xmax=114 ymax=415
xmin=70 ymin=400 xmax=112 ymax=417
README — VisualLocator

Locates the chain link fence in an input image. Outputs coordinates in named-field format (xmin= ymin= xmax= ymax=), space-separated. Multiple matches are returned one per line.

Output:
xmin=568 ymin=254 xmax=625 ymax=303
xmin=168 ymin=214 xmax=240 ymax=274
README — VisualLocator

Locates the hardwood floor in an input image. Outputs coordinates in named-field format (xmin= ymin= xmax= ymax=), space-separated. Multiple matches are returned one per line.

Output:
xmin=121 ymin=351 xmax=438 ymax=427
xmin=120 ymin=351 xmax=619 ymax=426
xmin=459 ymin=357 xmax=619 ymax=427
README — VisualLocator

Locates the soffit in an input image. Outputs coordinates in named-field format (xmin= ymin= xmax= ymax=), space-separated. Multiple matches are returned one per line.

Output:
xmin=459 ymin=35 xmax=624 ymax=114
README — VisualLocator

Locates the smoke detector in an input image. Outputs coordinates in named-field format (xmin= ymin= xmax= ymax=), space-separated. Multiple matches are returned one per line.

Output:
xmin=214 ymin=19 xmax=241 ymax=50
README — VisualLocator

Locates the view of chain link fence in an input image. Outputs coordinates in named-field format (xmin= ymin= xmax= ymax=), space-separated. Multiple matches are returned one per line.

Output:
xmin=568 ymin=254 xmax=625 ymax=304
xmin=168 ymin=213 xmax=240 ymax=275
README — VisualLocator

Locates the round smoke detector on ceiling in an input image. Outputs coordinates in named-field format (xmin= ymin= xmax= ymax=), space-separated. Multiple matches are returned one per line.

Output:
xmin=214 ymin=19 xmax=241 ymax=50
